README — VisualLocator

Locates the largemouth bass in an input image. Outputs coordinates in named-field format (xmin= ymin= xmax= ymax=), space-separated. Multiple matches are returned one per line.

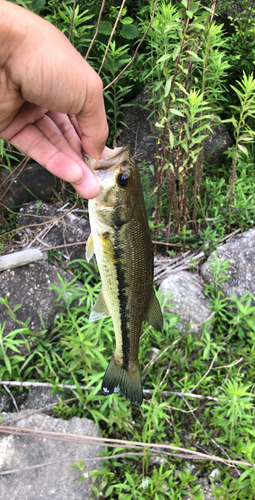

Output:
xmin=84 ymin=146 xmax=163 ymax=406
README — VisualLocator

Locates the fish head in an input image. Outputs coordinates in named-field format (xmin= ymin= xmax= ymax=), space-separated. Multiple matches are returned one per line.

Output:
xmin=84 ymin=146 xmax=143 ymax=228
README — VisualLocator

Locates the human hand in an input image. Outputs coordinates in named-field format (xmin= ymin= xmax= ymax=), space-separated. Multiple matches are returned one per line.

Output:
xmin=0 ymin=1 xmax=108 ymax=198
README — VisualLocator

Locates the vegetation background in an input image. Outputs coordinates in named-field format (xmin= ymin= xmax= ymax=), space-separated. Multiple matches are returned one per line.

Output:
xmin=1 ymin=0 xmax=255 ymax=498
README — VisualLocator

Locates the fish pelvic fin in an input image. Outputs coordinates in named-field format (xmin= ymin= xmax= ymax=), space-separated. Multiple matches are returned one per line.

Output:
xmin=146 ymin=289 xmax=164 ymax=333
xmin=102 ymin=356 xmax=143 ymax=406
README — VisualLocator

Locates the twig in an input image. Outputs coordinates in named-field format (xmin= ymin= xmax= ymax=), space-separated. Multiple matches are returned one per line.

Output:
xmin=0 ymin=424 xmax=254 ymax=468
xmin=190 ymin=349 xmax=220 ymax=393
xmin=40 ymin=240 xmax=87 ymax=252
xmin=85 ymin=0 xmax=106 ymax=60
xmin=0 ymin=156 xmax=30 ymax=202
xmin=1 ymin=397 xmax=79 ymax=427
xmin=213 ymin=357 xmax=244 ymax=370
xmin=103 ymin=0 xmax=159 ymax=90
xmin=0 ymin=196 xmax=79 ymax=237
xmin=68 ymin=0 xmax=77 ymax=42
xmin=98 ymin=0 xmax=127 ymax=75
xmin=183 ymin=396 xmax=240 ymax=477
xmin=0 ymin=378 xmax=19 ymax=412
xmin=0 ymin=452 xmax=151 ymax=476
xmin=144 ymin=312 xmax=214 ymax=372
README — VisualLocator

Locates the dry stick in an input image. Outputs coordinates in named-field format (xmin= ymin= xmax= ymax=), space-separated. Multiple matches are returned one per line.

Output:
xmin=0 ymin=452 xmax=152 ymax=476
xmin=103 ymin=0 xmax=159 ymax=91
xmin=0 ymin=156 xmax=30 ymax=202
xmin=190 ymin=349 xmax=220 ymax=394
xmin=1 ymin=397 xmax=79 ymax=427
xmin=0 ymin=196 xmax=79 ymax=237
xmin=85 ymin=0 xmax=106 ymax=61
xmin=0 ymin=380 xmax=222 ymax=401
xmin=213 ymin=357 xmax=244 ymax=370
xmin=144 ymin=312 xmax=215 ymax=372
xmin=0 ymin=424 xmax=254 ymax=468
xmin=98 ymin=0 xmax=127 ymax=75
xmin=40 ymin=240 xmax=87 ymax=252
xmin=0 ymin=155 xmax=27 ymax=191
xmin=0 ymin=378 xmax=19 ymax=413
xmin=68 ymin=0 xmax=77 ymax=42
xmin=183 ymin=396 xmax=241 ymax=477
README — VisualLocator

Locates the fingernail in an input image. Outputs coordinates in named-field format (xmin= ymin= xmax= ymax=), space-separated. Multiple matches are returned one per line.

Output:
xmin=73 ymin=174 xmax=84 ymax=186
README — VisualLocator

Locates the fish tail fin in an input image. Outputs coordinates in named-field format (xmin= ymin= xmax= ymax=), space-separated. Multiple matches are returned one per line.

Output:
xmin=102 ymin=356 xmax=143 ymax=406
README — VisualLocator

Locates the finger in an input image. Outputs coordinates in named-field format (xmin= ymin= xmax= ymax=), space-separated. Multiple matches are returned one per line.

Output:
xmin=46 ymin=111 xmax=83 ymax=158
xmin=0 ymin=101 xmax=48 ymax=139
xmin=35 ymin=113 xmax=82 ymax=162
xmin=8 ymin=124 xmax=100 ymax=198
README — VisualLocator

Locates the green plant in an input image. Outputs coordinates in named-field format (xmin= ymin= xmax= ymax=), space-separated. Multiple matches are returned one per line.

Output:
xmin=140 ymin=0 xmax=229 ymax=232
xmin=223 ymin=72 xmax=255 ymax=207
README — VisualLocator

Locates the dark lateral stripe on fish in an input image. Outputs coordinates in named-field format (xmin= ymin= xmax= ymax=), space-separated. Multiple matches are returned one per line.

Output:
xmin=114 ymin=233 xmax=130 ymax=371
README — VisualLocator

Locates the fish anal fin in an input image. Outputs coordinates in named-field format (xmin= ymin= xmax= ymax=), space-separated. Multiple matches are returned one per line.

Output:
xmin=102 ymin=356 xmax=143 ymax=406
xmin=89 ymin=289 xmax=110 ymax=322
xmin=146 ymin=289 xmax=163 ymax=333
xmin=86 ymin=233 xmax=94 ymax=262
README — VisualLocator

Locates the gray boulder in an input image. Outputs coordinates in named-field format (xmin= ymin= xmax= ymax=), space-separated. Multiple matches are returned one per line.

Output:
xmin=200 ymin=228 xmax=255 ymax=301
xmin=203 ymin=123 xmax=231 ymax=167
xmin=117 ymin=88 xmax=156 ymax=166
xmin=0 ymin=260 xmax=74 ymax=338
xmin=159 ymin=271 xmax=212 ymax=331
xmin=0 ymin=411 xmax=103 ymax=500
xmin=1 ymin=160 xmax=56 ymax=208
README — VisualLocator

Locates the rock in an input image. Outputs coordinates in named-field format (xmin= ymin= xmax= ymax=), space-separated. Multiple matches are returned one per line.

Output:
xmin=159 ymin=271 xmax=212 ymax=331
xmin=25 ymin=386 xmax=62 ymax=411
xmin=1 ymin=161 xmax=56 ymax=208
xmin=0 ymin=260 xmax=74 ymax=339
xmin=19 ymin=201 xmax=90 ymax=263
xmin=117 ymin=88 xmax=156 ymax=166
xmin=200 ymin=228 xmax=255 ymax=301
xmin=203 ymin=123 xmax=232 ymax=167
xmin=0 ymin=411 xmax=103 ymax=500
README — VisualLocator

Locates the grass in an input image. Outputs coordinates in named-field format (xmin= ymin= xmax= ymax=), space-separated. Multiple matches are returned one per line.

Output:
xmin=1 ymin=254 xmax=255 ymax=498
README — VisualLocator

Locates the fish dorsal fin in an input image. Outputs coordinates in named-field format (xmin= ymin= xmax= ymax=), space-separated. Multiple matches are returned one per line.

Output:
xmin=146 ymin=289 xmax=163 ymax=333
xmin=86 ymin=233 xmax=94 ymax=262
xmin=89 ymin=289 xmax=110 ymax=322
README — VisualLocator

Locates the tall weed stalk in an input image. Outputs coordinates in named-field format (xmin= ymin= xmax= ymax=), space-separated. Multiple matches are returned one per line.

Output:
xmin=141 ymin=0 xmax=229 ymax=234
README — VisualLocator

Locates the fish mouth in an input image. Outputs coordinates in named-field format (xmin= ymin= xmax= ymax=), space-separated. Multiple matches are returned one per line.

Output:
xmin=94 ymin=201 xmax=124 ymax=211
xmin=83 ymin=146 xmax=130 ymax=172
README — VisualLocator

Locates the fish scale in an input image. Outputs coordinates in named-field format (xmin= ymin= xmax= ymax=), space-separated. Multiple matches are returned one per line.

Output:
xmin=84 ymin=146 xmax=163 ymax=406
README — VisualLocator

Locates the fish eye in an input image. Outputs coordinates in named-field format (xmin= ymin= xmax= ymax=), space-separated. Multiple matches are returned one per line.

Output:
xmin=117 ymin=172 xmax=129 ymax=188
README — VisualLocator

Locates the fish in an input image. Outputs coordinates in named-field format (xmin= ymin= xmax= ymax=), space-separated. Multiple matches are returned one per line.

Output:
xmin=84 ymin=146 xmax=163 ymax=406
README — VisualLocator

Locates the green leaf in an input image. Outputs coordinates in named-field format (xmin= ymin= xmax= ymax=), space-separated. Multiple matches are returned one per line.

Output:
xmin=169 ymin=109 xmax=184 ymax=117
xmin=157 ymin=54 xmax=171 ymax=64
xmin=172 ymin=45 xmax=181 ymax=61
xmin=121 ymin=24 xmax=139 ymax=39
xmin=98 ymin=20 xmax=112 ymax=35
xmin=120 ymin=16 xmax=133 ymax=25
xmin=186 ymin=10 xmax=193 ymax=18
xmin=237 ymin=144 xmax=248 ymax=156
xmin=165 ymin=77 xmax=173 ymax=97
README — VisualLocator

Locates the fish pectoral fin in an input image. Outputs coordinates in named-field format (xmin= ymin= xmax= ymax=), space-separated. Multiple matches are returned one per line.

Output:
xmin=89 ymin=289 xmax=110 ymax=322
xmin=146 ymin=289 xmax=164 ymax=333
xmin=102 ymin=356 xmax=143 ymax=406
xmin=86 ymin=233 xmax=94 ymax=262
